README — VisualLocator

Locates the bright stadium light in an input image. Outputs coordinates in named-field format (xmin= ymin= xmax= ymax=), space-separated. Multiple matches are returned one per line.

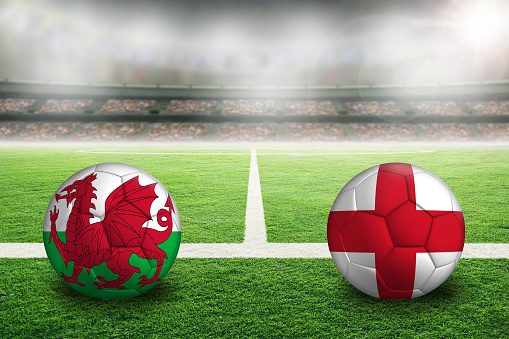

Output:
xmin=458 ymin=2 xmax=507 ymax=43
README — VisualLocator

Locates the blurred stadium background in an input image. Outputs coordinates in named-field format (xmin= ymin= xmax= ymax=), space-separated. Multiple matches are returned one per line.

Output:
xmin=0 ymin=0 xmax=508 ymax=143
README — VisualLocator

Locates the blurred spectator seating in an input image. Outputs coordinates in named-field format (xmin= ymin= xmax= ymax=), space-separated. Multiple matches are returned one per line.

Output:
xmin=0 ymin=123 xmax=21 ymax=138
xmin=145 ymin=123 xmax=209 ymax=141
xmin=74 ymin=123 xmax=145 ymax=140
xmin=347 ymin=101 xmax=402 ymax=115
xmin=222 ymin=100 xmax=276 ymax=115
xmin=351 ymin=123 xmax=419 ymax=141
xmin=409 ymin=101 xmax=462 ymax=115
xmin=0 ymin=98 xmax=36 ymax=112
xmin=217 ymin=123 xmax=276 ymax=141
xmin=466 ymin=101 xmax=509 ymax=115
xmin=285 ymin=101 xmax=336 ymax=115
xmin=289 ymin=123 xmax=349 ymax=141
xmin=37 ymin=99 xmax=93 ymax=113
xmin=166 ymin=100 xmax=217 ymax=113
xmin=17 ymin=123 xmax=78 ymax=140
xmin=99 ymin=99 xmax=156 ymax=113
xmin=420 ymin=123 xmax=475 ymax=141
xmin=477 ymin=123 xmax=509 ymax=141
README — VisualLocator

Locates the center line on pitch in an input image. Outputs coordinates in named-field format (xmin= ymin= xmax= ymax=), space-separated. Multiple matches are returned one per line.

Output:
xmin=243 ymin=149 xmax=268 ymax=244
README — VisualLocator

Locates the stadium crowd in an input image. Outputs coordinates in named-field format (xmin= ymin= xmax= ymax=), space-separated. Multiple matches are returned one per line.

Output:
xmin=145 ymin=123 xmax=209 ymax=141
xmin=217 ymin=123 xmax=276 ymax=141
xmin=166 ymin=100 xmax=217 ymax=113
xmin=99 ymin=99 xmax=156 ymax=113
xmin=0 ymin=123 xmax=21 ymax=138
xmin=409 ymin=101 xmax=462 ymax=115
xmin=222 ymin=100 xmax=277 ymax=115
xmin=285 ymin=101 xmax=336 ymax=115
xmin=73 ymin=123 xmax=146 ymax=140
xmin=347 ymin=101 xmax=402 ymax=115
xmin=466 ymin=101 xmax=509 ymax=115
xmin=351 ymin=123 xmax=419 ymax=141
xmin=37 ymin=99 xmax=93 ymax=113
xmin=477 ymin=123 xmax=509 ymax=141
xmin=17 ymin=123 xmax=78 ymax=140
xmin=289 ymin=123 xmax=349 ymax=141
xmin=420 ymin=123 xmax=474 ymax=141
xmin=0 ymin=99 xmax=36 ymax=112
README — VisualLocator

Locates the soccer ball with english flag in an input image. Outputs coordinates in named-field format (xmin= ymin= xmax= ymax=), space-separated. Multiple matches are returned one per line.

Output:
xmin=327 ymin=163 xmax=465 ymax=299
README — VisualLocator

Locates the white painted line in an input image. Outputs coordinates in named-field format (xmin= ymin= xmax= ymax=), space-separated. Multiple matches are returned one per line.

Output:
xmin=0 ymin=243 xmax=46 ymax=258
xmin=243 ymin=149 xmax=267 ymax=244
xmin=1 ymin=243 xmax=508 ymax=259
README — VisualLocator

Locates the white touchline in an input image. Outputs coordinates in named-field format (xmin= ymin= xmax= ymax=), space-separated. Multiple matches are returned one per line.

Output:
xmin=0 ymin=243 xmax=508 ymax=259
xmin=243 ymin=149 xmax=267 ymax=244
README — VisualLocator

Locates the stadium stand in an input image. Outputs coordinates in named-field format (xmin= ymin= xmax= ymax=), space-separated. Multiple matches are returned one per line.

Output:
xmin=466 ymin=101 xmax=509 ymax=115
xmin=36 ymin=99 xmax=93 ymax=114
xmin=408 ymin=101 xmax=462 ymax=115
xmin=145 ymin=123 xmax=210 ymax=141
xmin=289 ymin=123 xmax=350 ymax=141
xmin=477 ymin=123 xmax=509 ymax=141
xmin=17 ymin=123 xmax=78 ymax=140
xmin=346 ymin=101 xmax=402 ymax=115
xmin=351 ymin=123 xmax=419 ymax=141
xmin=217 ymin=123 xmax=277 ymax=141
xmin=99 ymin=100 xmax=156 ymax=113
xmin=0 ymin=99 xmax=36 ymax=112
xmin=222 ymin=100 xmax=277 ymax=115
xmin=285 ymin=101 xmax=337 ymax=115
xmin=0 ymin=123 xmax=21 ymax=138
xmin=166 ymin=100 xmax=217 ymax=113
xmin=1 ymin=81 xmax=508 ymax=143
xmin=420 ymin=123 xmax=475 ymax=141
xmin=73 ymin=123 xmax=146 ymax=140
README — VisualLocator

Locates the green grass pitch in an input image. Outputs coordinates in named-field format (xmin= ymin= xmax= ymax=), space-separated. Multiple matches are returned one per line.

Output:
xmin=0 ymin=258 xmax=507 ymax=338
xmin=0 ymin=144 xmax=508 ymax=338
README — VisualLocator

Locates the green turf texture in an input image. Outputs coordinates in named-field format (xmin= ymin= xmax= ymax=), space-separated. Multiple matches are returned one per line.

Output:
xmin=0 ymin=258 xmax=507 ymax=338
xmin=0 ymin=146 xmax=250 ymax=243
xmin=257 ymin=147 xmax=509 ymax=243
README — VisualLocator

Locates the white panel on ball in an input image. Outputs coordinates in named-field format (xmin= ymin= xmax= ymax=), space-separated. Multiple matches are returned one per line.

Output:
xmin=413 ymin=172 xmax=453 ymax=211
xmin=354 ymin=173 xmax=378 ymax=211
xmin=331 ymin=189 xmax=356 ymax=211
xmin=420 ymin=261 xmax=457 ymax=294
xmin=429 ymin=251 xmax=462 ymax=268
xmin=411 ymin=289 xmax=426 ymax=299
xmin=413 ymin=253 xmax=436 ymax=290
xmin=341 ymin=165 xmax=379 ymax=192
xmin=330 ymin=251 xmax=350 ymax=278
xmin=348 ymin=252 xmax=376 ymax=269
xmin=347 ymin=262 xmax=379 ymax=297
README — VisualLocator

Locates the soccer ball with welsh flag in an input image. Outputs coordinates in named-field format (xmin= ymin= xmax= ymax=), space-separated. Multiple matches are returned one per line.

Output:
xmin=327 ymin=163 xmax=465 ymax=299
xmin=43 ymin=163 xmax=181 ymax=300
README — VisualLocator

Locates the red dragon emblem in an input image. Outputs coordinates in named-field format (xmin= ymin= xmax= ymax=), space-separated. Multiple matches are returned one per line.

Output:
xmin=48 ymin=173 xmax=174 ymax=289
